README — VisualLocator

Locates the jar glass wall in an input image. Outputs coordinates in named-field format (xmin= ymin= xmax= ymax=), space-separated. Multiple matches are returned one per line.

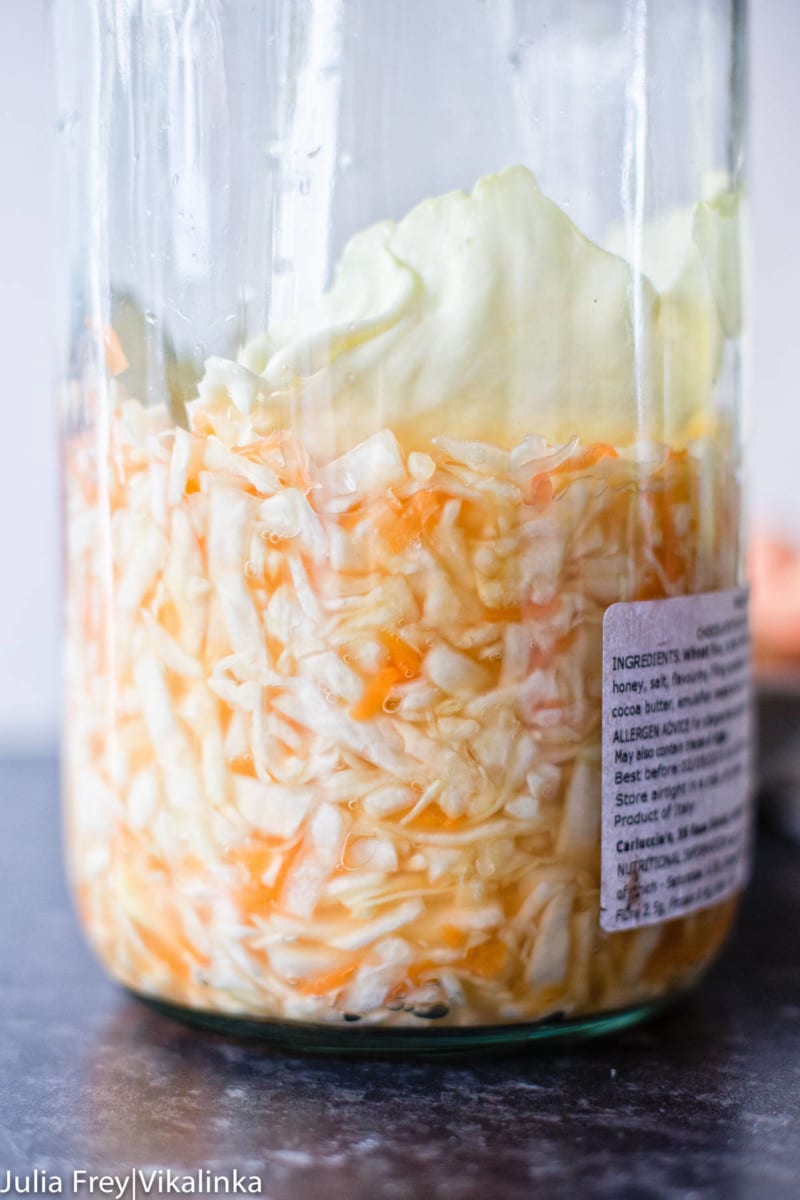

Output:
xmin=55 ymin=0 xmax=749 ymax=1050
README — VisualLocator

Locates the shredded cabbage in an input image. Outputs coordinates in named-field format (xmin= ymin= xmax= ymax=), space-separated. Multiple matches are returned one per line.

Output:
xmin=64 ymin=400 xmax=740 ymax=1026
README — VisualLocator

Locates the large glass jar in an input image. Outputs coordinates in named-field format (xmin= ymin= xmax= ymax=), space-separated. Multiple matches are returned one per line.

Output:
xmin=55 ymin=0 xmax=751 ymax=1050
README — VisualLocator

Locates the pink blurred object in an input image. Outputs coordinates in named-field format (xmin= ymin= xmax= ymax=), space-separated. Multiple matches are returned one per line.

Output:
xmin=750 ymin=531 xmax=800 ymax=663
xmin=751 ymin=532 xmax=800 ymax=842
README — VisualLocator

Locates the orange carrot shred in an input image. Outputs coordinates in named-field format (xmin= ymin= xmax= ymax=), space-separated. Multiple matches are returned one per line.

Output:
xmin=527 ymin=474 xmax=554 ymax=507
xmin=350 ymin=664 xmax=403 ymax=721
xmin=378 ymin=630 xmax=422 ymax=678
xmin=296 ymin=963 xmax=356 ymax=997
xmin=85 ymin=319 xmax=129 ymax=377
xmin=461 ymin=937 xmax=508 ymax=979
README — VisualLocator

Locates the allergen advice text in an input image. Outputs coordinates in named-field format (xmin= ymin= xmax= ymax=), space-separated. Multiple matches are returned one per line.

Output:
xmin=600 ymin=587 xmax=752 ymax=932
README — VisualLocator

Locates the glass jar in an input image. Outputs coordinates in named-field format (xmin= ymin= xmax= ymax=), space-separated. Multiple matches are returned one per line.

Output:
xmin=55 ymin=0 xmax=751 ymax=1051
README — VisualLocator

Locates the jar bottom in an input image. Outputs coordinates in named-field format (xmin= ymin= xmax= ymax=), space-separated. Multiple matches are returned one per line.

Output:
xmin=132 ymin=991 xmax=672 ymax=1057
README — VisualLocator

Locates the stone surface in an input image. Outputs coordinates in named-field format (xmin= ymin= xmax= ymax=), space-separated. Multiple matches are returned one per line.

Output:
xmin=1 ymin=756 xmax=799 ymax=1198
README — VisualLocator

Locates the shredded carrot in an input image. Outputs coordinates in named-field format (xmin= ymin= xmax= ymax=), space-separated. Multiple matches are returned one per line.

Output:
xmin=103 ymin=326 xmax=129 ymax=376
xmin=228 ymin=835 xmax=304 ymax=923
xmin=523 ymin=596 xmax=562 ymax=621
xmin=229 ymin=754 xmax=257 ymax=779
xmin=191 ymin=411 xmax=216 ymax=437
xmin=350 ymin=664 xmax=403 ymax=721
xmin=635 ymin=578 xmax=668 ymax=601
xmin=663 ymin=469 xmax=691 ymax=506
xmin=409 ymin=805 xmax=465 ymax=833
xmin=484 ymin=604 xmax=523 ymax=622
xmin=83 ymin=319 xmax=128 ymax=374
xmin=265 ymin=633 xmax=285 ymax=664
xmin=296 ymin=962 xmax=356 ymax=997
xmin=378 ymin=629 xmax=422 ymax=678
xmin=131 ymin=917 xmax=207 ymax=984
xmin=349 ymin=630 xmax=422 ymax=719
xmin=337 ymin=503 xmax=367 ymax=531
xmin=375 ymin=489 xmax=442 ymax=552
xmin=567 ymin=442 xmax=619 ymax=472
xmin=527 ymin=474 xmax=554 ymax=507
xmin=158 ymin=601 xmax=181 ymax=639
xmin=525 ymin=443 xmax=618 ymax=505
xmin=408 ymin=961 xmax=439 ymax=987
xmin=461 ymin=937 xmax=508 ymax=979
xmin=663 ymin=546 xmax=686 ymax=583
xmin=85 ymin=319 xmax=129 ymax=377
xmin=440 ymin=925 xmax=468 ymax=950
xmin=530 ymin=982 xmax=566 ymax=1008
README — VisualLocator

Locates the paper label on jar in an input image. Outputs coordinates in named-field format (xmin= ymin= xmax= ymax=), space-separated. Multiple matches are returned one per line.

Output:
xmin=600 ymin=587 xmax=752 ymax=933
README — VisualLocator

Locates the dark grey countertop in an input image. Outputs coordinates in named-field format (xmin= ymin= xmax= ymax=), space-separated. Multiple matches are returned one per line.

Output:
xmin=1 ymin=755 xmax=799 ymax=1199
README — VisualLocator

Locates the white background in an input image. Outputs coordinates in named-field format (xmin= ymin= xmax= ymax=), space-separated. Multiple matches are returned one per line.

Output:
xmin=0 ymin=0 xmax=798 ymax=752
